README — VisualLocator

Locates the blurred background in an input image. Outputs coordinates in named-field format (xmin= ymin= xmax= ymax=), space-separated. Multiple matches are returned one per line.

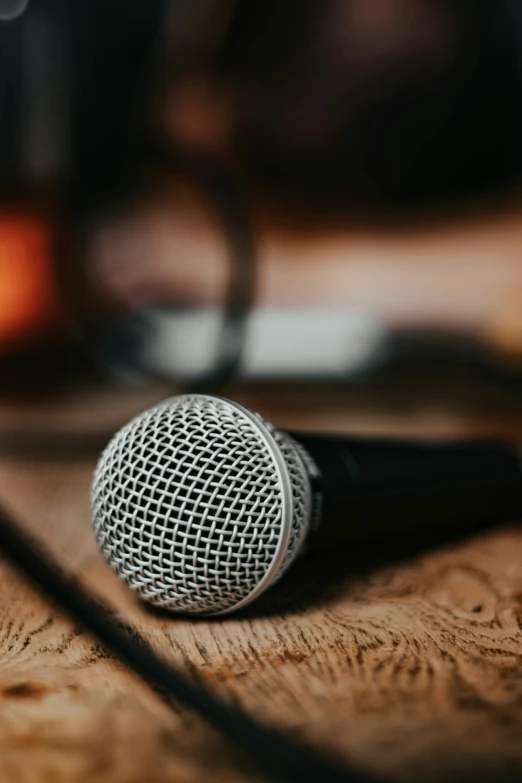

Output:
xmin=0 ymin=0 xmax=521 ymax=445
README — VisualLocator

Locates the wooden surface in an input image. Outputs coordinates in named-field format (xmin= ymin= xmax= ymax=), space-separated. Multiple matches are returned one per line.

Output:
xmin=0 ymin=381 xmax=521 ymax=783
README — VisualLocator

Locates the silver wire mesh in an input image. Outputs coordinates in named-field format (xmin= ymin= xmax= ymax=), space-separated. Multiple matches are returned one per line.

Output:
xmin=91 ymin=395 xmax=311 ymax=615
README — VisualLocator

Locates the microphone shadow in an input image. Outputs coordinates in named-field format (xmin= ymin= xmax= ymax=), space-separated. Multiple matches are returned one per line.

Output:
xmin=144 ymin=521 xmax=502 ymax=623
xmin=234 ymin=519 xmax=510 ymax=621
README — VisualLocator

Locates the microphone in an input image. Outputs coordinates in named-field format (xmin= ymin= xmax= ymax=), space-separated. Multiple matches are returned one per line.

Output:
xmin=91 ymin=394 xmax=522 ymax=616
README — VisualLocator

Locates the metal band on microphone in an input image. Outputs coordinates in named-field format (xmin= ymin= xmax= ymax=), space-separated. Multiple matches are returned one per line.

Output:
xmin=289 ymin=437 xmax=324 ymax=535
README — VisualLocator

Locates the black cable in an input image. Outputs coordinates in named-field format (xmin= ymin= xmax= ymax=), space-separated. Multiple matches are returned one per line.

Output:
xmin=0 ymin=502 xmax=379 ymax=783
xmin=179 ymin=153 xmax=257 ymax=393
xmin=125 ymin=146 xmax=258 ymax=393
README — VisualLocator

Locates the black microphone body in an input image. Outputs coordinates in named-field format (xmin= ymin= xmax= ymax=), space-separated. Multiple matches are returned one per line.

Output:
xmin=293 ymin=433 xmax=522 ymax=549
xmin=92 ymin=395 xmax=522 ymax=616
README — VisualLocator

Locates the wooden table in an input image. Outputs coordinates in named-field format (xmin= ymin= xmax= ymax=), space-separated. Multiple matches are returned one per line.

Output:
xmin=0 ymin=380 xmax=521 ymax=783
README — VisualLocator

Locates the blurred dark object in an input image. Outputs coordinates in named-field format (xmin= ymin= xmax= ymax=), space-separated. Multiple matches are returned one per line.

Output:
xmin=164 ymin=0 xmax=522 ymax=209
xmin=0 ymin=0 xmax=257 ymax=394
xmin=0 ymin=0 xmax=166 ymax=208
xmin=0 ymin=0 xmax=167 ymax=384
xmin=1 ymin=0 xmax=522 ymax=394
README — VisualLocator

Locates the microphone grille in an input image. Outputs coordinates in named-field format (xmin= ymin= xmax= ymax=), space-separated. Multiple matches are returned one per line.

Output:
xmin=91 ymin=395 xmax=311 ymax=615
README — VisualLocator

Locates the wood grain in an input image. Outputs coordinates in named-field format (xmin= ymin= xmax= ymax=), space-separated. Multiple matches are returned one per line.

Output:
xmin=0 ymin=384 xmax=521 ymax=782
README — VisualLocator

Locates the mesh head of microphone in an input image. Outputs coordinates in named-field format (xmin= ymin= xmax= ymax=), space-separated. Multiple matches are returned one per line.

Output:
xmin=91 ymin=395 xmax=312 ymax=615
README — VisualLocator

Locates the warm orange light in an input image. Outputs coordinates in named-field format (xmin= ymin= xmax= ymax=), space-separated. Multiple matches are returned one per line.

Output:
xmin=0 ymin=216 xmax=62 ymax=349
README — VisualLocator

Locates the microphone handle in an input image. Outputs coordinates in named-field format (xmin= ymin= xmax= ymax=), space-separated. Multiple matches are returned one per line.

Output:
xmin=292 ymin=433 xmax=522 ymax=549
